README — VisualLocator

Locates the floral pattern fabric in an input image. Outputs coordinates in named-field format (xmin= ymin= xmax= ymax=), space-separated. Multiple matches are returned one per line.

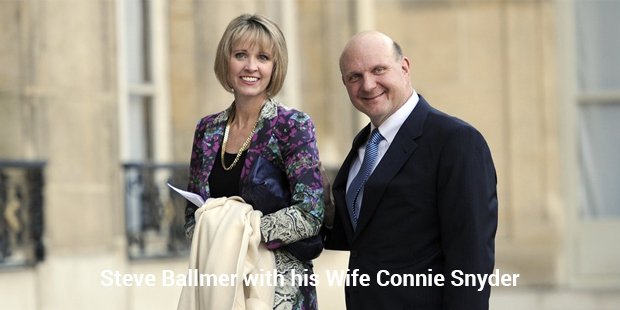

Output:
xmin=184 ymin=98 xmax=324 ymax=310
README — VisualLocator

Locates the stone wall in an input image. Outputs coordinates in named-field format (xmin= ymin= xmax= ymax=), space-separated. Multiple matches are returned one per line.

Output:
xmin=1 ymin=0 xmax=619 ymax=309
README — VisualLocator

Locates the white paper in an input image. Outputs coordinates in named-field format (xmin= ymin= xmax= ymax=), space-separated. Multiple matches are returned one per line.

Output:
xmin=167 ymin=183 xmax=205 ymax=207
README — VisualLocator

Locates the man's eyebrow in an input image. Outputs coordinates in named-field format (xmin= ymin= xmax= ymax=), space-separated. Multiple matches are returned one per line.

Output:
xmin=344 ymin=72 xmax=361 ymax=79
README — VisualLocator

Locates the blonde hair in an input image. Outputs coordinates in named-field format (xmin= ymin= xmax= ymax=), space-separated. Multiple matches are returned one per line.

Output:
xmin=214 ymin=14 xmax=288 ymax=96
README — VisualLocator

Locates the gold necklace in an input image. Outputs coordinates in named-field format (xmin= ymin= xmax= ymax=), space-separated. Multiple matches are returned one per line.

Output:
xmin=221 ymin=107 xmax=262 ymax=171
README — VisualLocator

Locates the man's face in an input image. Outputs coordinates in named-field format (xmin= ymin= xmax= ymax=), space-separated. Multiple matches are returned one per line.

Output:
xmin=340 ymin=34 xmax=412 ymax=127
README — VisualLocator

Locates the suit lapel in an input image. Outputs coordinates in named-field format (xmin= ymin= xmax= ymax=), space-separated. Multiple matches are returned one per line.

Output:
xmin=200 ymin=110 xmax=228 ymax=198
xmin=332 ymin=126 xmax=371 ymax=243
xmin=353 ymin=96 xmax=431 ymax=239
xmin=239 ymin=99 xmax=278 ymax=182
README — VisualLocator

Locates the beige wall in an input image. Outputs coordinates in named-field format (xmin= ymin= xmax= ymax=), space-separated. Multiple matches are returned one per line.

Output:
xmin=1 ymin=0 xmax=619 ymax=309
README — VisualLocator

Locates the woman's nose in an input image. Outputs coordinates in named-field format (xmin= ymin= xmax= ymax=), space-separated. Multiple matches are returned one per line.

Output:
xmin=244 ymin=57 xmax=258 ymax=71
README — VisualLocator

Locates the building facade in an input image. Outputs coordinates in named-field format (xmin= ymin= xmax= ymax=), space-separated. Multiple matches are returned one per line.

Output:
xmin=1 ymin=0 xmax=619 ymax=309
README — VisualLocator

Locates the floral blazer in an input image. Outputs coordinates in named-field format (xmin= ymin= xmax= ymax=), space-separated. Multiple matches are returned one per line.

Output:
xmin=184 ymin=98 xmax=325 ymax=252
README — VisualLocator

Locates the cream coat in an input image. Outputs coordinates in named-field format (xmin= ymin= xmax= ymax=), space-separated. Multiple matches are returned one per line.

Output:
xmin=178 ymin=196 xmax=276 ymax=310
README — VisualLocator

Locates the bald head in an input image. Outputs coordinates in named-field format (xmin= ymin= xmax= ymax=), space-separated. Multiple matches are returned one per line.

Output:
xmin=339 ymin=31 xmax=403 ymax=74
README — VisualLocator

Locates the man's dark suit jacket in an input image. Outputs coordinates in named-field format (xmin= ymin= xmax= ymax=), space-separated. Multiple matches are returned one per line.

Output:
xmin=324 ymin=95 xmax=498 ymax=310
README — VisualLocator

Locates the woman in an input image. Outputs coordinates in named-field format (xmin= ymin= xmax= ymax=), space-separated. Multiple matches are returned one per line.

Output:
xmin=184 ymin=14 xmax=324 ymax=309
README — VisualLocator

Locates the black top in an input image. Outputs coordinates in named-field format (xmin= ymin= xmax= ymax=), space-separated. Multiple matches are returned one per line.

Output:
xmin=208 ymin=148 xmax=247 ymax=198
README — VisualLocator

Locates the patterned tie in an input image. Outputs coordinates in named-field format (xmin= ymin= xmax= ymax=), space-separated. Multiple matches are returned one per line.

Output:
xmin=346 ymin=128 xmax=384 ymax=229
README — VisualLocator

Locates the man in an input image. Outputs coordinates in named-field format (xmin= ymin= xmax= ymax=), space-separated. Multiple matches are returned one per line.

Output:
xmin=323 ymin=31 xmax=498 ymax=309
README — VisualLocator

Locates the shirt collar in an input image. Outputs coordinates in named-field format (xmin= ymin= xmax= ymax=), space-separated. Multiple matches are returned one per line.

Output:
xmin=371 ymin=89 xmax=419 ymax=145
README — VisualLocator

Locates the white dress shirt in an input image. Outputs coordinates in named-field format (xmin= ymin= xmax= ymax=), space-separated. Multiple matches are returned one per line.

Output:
xmin=346 ymin=90 xmax=419 ymax=197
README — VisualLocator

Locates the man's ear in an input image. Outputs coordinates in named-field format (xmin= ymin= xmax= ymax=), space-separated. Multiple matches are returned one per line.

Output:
xmin=401 ymin=56 xmax=411 ymax=75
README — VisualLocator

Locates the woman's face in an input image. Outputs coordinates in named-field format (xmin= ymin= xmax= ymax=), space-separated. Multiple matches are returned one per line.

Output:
xmin=228 ymin=42 xmax=274 ymax=101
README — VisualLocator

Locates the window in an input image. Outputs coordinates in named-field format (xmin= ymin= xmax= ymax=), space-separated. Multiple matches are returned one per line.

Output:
xmin=117 ymin=0 xmax=184 ymax=259
xmin=120 ymin=0 xmax=155 ymax=162
xmin=575 ymin=0 xmax=620 ymax=218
